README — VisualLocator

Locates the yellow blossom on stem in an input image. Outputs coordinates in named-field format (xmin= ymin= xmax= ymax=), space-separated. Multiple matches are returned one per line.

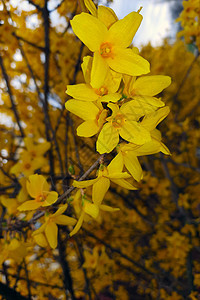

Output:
xmin=66 ymin=56 xmax=122 ymax=102
xmin=123 ymin=74 xmax=171 ymax=111
xmin=114 ymin=128 xmax=170 ymax=182
xmin=97 ymin=101 xmax=152 ymax=154
xmin=70 ymin=198 xmax=119 ymax=237
xmin=71 ymin=11 xmax=150 ymax=88
xmin=73 ymin=158 xmax=136 ymax=208
xmin=32 ymin=204 xmax=76 ymax=249
xmin=18 ymin=174 xmax=58 ymax=211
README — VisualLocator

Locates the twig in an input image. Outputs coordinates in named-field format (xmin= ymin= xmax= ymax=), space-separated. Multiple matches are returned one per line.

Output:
xmin=0 ymin=55 xmax=25 ymax=137
xmin=57 ymin=229 xmax=76 ymax=299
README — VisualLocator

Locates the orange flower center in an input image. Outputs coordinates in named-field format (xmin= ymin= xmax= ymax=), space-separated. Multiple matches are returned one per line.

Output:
xmin=94 ymin=86 xmax=108 ymax=96
xmin=36 ymin=193 xmax=47 ymax=202
xmin=24 ymin=163 xmax=31 ymax=170
xmin=100 ymin=42 xmax=113 ymax=58
xmin=112 ymin=114 xmax=125 ymax=129
xmin=29 ymin=150 xmax=37 ymax=158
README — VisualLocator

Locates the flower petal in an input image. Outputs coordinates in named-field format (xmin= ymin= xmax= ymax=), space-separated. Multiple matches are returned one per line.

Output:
xmin=92 ymin=177 xmax=110 ymax=205
xmin=66 ymin=84 xmax=98 ymax=101
xmin=70 ymin=211 xmax=85 ymax=236
xmin=132 ymin=75 xmax=171 ymax=96
xmin=53 ymin=203 xmax=68 ymax=217
xmin=81 ymin=56 xmax=93 ymax=83
xmin=18 ymin=200 xmax=42 ymax=211
xmin=123 ymin=152 xmax=143 ymax=182
xmin=101 ymin=93 xmax=121 ymax=103
xmin=70 ymin=13 xmax=108 ymax=51
xmin=131 ymin=95 xmax=165 ymax=108
xmin=100 ymin=205 xmax=120 ymax=212
xmin=33 ymin=233 xmax=48 ymax=248
xmin=108 ymin=11 xmax=142 ymax=47
xmin=65 ymin=100 xmax=99 ymax=120
xmin=97 ymin=122 xmax=119 ymax=154
xmin=120 ymin=100 xmax=146 ymax=121
xmin=111 ymin=178 xmax=137 ymax=190
xmin=142 ymin=106 xmax=170 ymax=131
xmin=77 ymin=120 xmax=99 ymax=137
xmin=32 ymin=223 xmax=46 ymax=236
xmin=84 ymin=0 xmax=97 ymax=16
xmin=106 ymin=172 xmax=131 ymax=179
xmin=45 ymin=222 xmax=58 ymax=249
xmin=43 ymin=191 xmax=58 ymax=206
xmin=120 ymin=121 xmax=151 ymax=145
xmin=107 ymin=48 xmax=150 ymax=76
xmin=55 ymin=215 xmax=77 ymax=226
xmin=107 ymin=152 xmax=124 ymax=173
xmin=132 ymin=140 xmax=162 ymax=156
xmin=26 ymin=174 xmax=46 ymax=198
xmin=73 ymin=178 xmax=99 ymax=188
xmin=91 ymin=51 xmax=109 ymax=88
xmin=98 ymin=6 xmax=118 ymax=28
xmin=84 ymin=202 xmax=99 ymax=219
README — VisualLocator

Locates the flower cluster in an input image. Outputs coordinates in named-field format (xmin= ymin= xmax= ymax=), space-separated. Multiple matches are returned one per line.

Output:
xmin=176 ymin=0 xmax=200 ymax=51
xmin=65 ymin=0 xmax=171 ymax=235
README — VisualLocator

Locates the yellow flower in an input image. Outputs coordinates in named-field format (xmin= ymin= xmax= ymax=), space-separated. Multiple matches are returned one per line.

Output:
xmin=32 ymin=204 xmax=76 ymax=249
xmin=114 ymin=125 xmax=170 ymax=182
xmin=123 ymin=74 xmax=171 ymax=111
xmin=97 ymin=102 xmax=152 ymax=154
xmin=10 ymin=151 xmax=46 ymax=177
xmin=18 ymin=174 xmax=58 ymax=211
xmin=70 ymin=199 xmax=119 ymax=237
xmin=66 ymin=56 xmax=122 ymax=102
xmin=65 ymin=99 xmax=107 ymax=137
xmin=24 ymin=137 xmax=50 ymax=159
xmin=73 ymin=158 xmax=136 ymax=207
xmin=71 ymin=11 xmax=150 ymax=88
xmin=0 ymin=239 xmax=29 ymax=265
xmin=124 ymin=74 xmax=171 ymax=98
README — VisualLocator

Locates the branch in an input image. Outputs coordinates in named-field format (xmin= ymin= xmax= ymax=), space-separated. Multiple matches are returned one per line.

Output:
xmin=0 ymin=55 xmax=25 ymax=137
xmin=13 ymin=33 xmax=45 ymax=51
xmin=57 ymin=229 xmax=76 ymax=299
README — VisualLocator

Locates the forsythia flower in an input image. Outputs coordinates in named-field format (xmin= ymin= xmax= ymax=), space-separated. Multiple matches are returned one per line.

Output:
xmin=123 ymin=74 xmax=171 ymax=110
xmin=32 ymin=204 xmax=76 ymax=249
xmin=66 ymin=56 xmax=122 ymax=102
xmin=73 ymin=157 xmax=137 ymax=207
xmin=0 ymin=239 xmax=29 ymax=265
xmin=18 ymin=174 xmax=58 ymax=211
xmin=70 ymin=11 xmax=150 ymax=88
xmin=114 ymin=127 xmax=170 ymax=182
xmin=97 ymin=102 xmax=152 ymax=154
xmin=70 ymin=195 xmax=119 ymax=237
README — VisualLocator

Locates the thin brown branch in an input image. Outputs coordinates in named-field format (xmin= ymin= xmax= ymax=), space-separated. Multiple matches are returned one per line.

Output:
xmin=57 ymin=229 xmax=76 ymax=299
xmin=0 ymin=55 xmax=25 ymax=137
xmin=13 ymin=33 xmax=45 ymax=51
